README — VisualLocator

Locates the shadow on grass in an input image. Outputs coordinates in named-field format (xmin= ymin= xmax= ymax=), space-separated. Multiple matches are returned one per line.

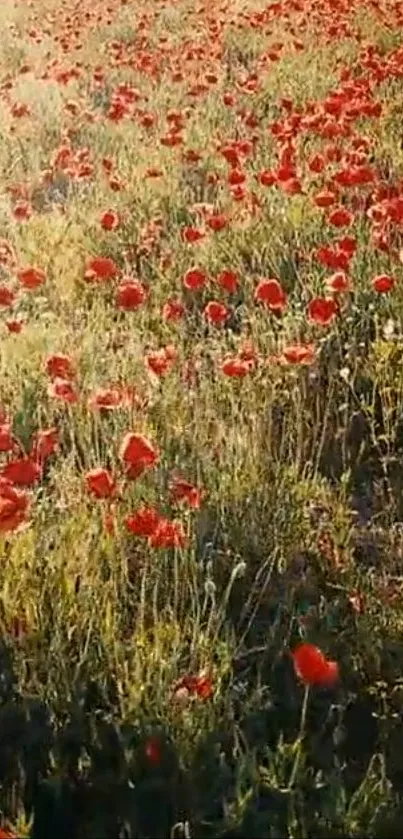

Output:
xmin=0 ymin=629 xmax=402 ymax=838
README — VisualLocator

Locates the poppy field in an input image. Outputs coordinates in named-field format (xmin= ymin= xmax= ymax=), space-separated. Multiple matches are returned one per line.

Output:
xmin=2 ymin=0 xmax=403 ymax=835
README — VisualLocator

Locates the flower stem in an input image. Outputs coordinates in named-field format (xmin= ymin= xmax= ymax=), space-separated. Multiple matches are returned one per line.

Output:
xmin=288 ymin=684 xmax=310 ymax=790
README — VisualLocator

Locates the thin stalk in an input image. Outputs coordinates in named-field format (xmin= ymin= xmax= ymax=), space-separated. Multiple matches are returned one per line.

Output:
xmin=287 ymin=684 xmax=310 ymax=790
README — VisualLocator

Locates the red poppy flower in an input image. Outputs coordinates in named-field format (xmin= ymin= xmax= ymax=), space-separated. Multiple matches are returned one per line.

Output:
xmin=52 ymin=144 xmax=72 ymax=170
xmin=183 ymin=148 xmax=203 ymax=164
xmin=206 ymin=213 xmax=228 ymax=232
xmin=183 ymin=267 xmax=207 ymax=291
xmin=116 ymin=278 xmax=147 ymax=310
xmin=48 ymin=377 xmax=79 ymax=404
xmin=276 ymin=163 xmax=296 ymax=183
xmin=125 ymin=506 xmax=160 ymax=537
xmin=282 ymin=344 xmax=316 ymax=365
xmin=13 ymin=202 xmax=32 ymax=221
xmin=281 ymin=177 xmax=303 ymax=195
xmin=314 ymin=190 xmax=337 ymax=208
xmin=372 ymin=274 xmax=395 ymax=293
xmin=328 ymin=207 xmax=353 ymax=228
xmin=338 ymin=235 xmax=357 ymax=256
xmin=139 ymin=115 xmax=156 ymax=133
xmin=162 ymin=298 xmax=185 ymax=321
xmin=120 ymin=433 xmax=159 ymax=477
xmin=146 ymin=347 xmax=176 ymax=377
xmin=17 ymin=266 xmax=46 ymax=290
xmin=231 ymin=183 xmax=246 ymax=201
xmin=308 ymin=154 xmax=325 ymax=174
xmin=0 ymin=424 xmax=13 ymax=453
xmin=84 ymin=256 xmax=119 ymax=282
xmin=108 ymin=98 xmax=130 ymax=123
xmin=6 ymin=319 xmax=24 ymax=333
xmin=259 ymin=169 xmax=276 ymax=186
xmin=192 ymin=673 xmax=214 ymax=699
xmin=315 ymin=245 xmax=350 ymax=272
xmin=88 ymin=387 xmax=134 ymax=411
xmin=85 ymin=468 xmax=116 ymax=499
xmin=31 ymin=428 xmax=59 ymax=461
xmin=221 ymin=356 xmax=253 ymax=377
xmin=292 ymin=643 xmax=339 ymax=686
xmin=182 ymin=226 xmax=206 ymax=243
xmin=100 ymin=209 xmax=120 ymax=231
xmin=46 ymin=353 xmax=75 ymax=380
xmin=308 ymin=297 xmax=338 ymax=326
xmin=173 ymin=671 xmax=213 ymax=701
xmin=0 ymin=286 xmax=16 ymax=307
xmin=76 ymin=163 xmax=94 ymax=181
xmin=203 ymin=300 xmax=229 ymax=325
xmin=109 ymin=175 xmax=125 ymax=192
xmin=148 ymin=517 xmax=187 ymax=549
xmin=254 ymin=279 xmax=287 ymax=312
xmin=228 ymin=168 xmax=245 ymax=186
xmin=232 ymin=183 xmax=247 ymax=202
xmin=2 ymin=458 xmax=41 ymax=487
xmin=160 ymin=132 xmax=183 ymax=147
xmin=325 ymin=272 xmax=351 ymax=293
xmin=216 ymin=270 xmax=238 ymax=293
xmin=169 ymin=476 xmax=203 ymax=509
xmin=0 ymin=479 xmax=30 ymax=534
xmin=220 ymin=146 xmax=240 ymax=167
xmin=223 ymin=92 xmax=236 ymax=107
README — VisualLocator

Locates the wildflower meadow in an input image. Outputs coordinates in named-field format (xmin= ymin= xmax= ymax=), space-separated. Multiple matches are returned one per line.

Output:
xmin=1 ymin=0 xmax=403 ymax=835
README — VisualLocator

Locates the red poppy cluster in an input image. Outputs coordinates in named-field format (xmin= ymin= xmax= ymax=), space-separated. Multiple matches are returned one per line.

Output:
xmin=84 ymin=432 xmax=200 ymax=545
xmin=2 ymin=0 xmax=403 ymax=724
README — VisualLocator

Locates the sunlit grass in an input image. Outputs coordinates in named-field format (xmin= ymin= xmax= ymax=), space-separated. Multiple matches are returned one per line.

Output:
xmin=1 ymin=0 xmax=403 ymax=835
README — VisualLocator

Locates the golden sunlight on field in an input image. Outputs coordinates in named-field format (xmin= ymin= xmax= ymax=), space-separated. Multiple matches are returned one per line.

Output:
xmin=1 ymin=0 xmax=403 ymax=836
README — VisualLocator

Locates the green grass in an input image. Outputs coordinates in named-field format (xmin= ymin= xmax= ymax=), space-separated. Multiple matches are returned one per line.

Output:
xmin=1 ymin=0 xmax=403 ymax=836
